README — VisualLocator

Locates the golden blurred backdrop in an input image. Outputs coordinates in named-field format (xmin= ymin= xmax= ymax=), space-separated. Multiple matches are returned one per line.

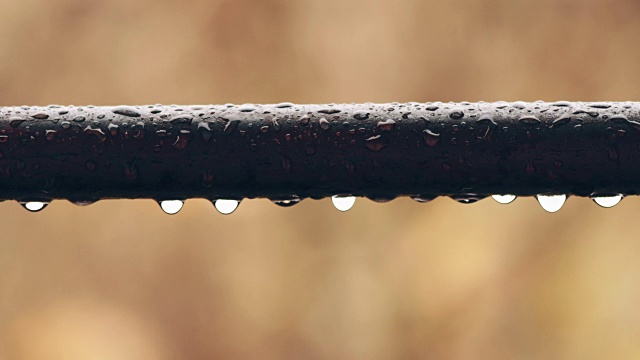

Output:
xmin=1 ymin=0 xmax=640 ymax=359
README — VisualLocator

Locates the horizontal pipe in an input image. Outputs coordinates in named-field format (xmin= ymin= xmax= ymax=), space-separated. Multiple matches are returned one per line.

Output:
xmin=0 ymin=101 xmax=637 ymax=204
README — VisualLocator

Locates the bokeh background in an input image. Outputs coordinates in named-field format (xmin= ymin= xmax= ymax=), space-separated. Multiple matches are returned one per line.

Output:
xmin=1 ymin=0 xmax=640 ymax=359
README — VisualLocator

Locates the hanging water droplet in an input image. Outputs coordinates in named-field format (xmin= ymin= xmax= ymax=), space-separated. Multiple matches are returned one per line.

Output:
xmin=214 ymin=199 xmax=240 ymax=215
xmin=272 ymin=197 xmax=301 ymax=207
xmin=492 ymin=194 xmax=517 ymax=204
xmin=411 ymin=195 xmax=436 ymax=203
xmin=159 ymin=200 xmax=184 ymax=215
xmin=451 ymin=194 xmax=486 ymax=204
xmin=331 ymin=195 xmax=356 ymax=212
xmin=21 ymin=201 xmax=48 ymax=212
xmin=536 ymin=194 xmax=566 ymax=213
xmin=72 ymin=200 xmax=95 ymax=206
xmin=367 ymin=195 xmax=396 ymax=203
xmin=591 ymin=194 xmax=623 ymax=208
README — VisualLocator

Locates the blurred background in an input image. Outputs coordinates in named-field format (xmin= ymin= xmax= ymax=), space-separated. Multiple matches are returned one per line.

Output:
xmin=1 ymin=0 xmax=640 ymax=359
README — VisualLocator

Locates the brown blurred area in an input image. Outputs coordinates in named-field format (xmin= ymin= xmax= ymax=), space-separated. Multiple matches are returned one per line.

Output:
xmin=1 ymin=0 xmax=640 ymax=359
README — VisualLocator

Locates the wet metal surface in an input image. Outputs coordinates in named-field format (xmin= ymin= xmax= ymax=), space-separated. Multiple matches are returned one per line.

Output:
xmin=0 ymin=102 xmax=638 ymax=203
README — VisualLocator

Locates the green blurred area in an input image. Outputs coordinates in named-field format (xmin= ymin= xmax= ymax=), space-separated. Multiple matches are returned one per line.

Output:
xmin=1 ymin=0 xmax=640 ymax=359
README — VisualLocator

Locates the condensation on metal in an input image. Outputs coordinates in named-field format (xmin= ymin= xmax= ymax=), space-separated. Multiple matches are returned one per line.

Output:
xmin=0 ymin=101 xmax=638 ymax=202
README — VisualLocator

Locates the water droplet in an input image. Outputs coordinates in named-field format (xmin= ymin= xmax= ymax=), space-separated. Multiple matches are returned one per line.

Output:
xmin=195 ymin=122 xmax=212 ymax=143
xmin=476 ymin=116 xmax=497 ymax=126
xmin=423 ymin=129 xmax=441 ymax=146
xmin=159 ymin=200 xmax=184 ymax=215
xmin=170 ymin=115 xmax=194 ymax=124
xmin=214 ymin=199 xmax=240 ymax=215
xmin=72 ymin=200 xmax=95 ymax=206
xmin=113 ymin=107 xmax=141 ymax=117
xmin=331 ymin=196 xmax=356 ymax=212
xmin=130 ymin=122 xmax=145 ymax=139
xmin=365 ymin=135 xmax=388 ymax=152
xmin=609 ymin=114 xmax=629 ymax=123
xmin=451 ymin=194 xmax=486 ymax=204
xmin=224 ymin=119 xmax=240 ymax=133
xmin=492 ymin=194 xmax=516 ymax=204
xmin=449 ymin=109 xmax=464 ymax=119
xmin=518 ymin=116 xmax=541 ymax=125
xmin=377 ymin=119 xmax=396 ymax=131
xmin=512 ymin=101 xmax=527 ymax=109
xmin=536 ymin=194 xmax=566 ymax=213
xmin=353 ymin=111 xmax=369 ymax=120
xmin=108 ymin=124 xmax=119 ymax=136
xmin=318 ymin=108 xmax=341 ymax=114
xmin=573 ymin=109 xmax=599 ymax=117
xmin=45 ymin=130 xmax=57 ymax=141
xmin=9 ymin=117 xmax=26 ymax=128
xmin=31 ymin=113 xmax=49 ymax=120
xmin=172 ymin=130 xmax=191 ymax=150
xmin=367 ymin=195 xmax=396 ymax=203
xmin=552 ymin=115 xmax=571 ymax=127
xmin=589 ymin=102 xmax=611 ymax=109
xmin=84 ymin=126 xmax=107 ymax=142
xmin=239 ymin=104 xmax=257 ymax=112
xmin=591 ymin=194 xmax=623 ymax=208
xmin=271 ymin=118 xmax=281 ymax=131
xmin=319 ymin=118 xmax=331 ymax=130
xmin=21 ymin=201 xmax=48 ymax=212
xmin=273 ymin=197 xmax=301 ymax=207
xmin=411 ymin=195 xmax=436 ymax=203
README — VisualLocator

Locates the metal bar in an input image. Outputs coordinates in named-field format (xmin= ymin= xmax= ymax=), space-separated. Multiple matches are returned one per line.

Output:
xmin=0 ymin=101 xmax=637 ymax=204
